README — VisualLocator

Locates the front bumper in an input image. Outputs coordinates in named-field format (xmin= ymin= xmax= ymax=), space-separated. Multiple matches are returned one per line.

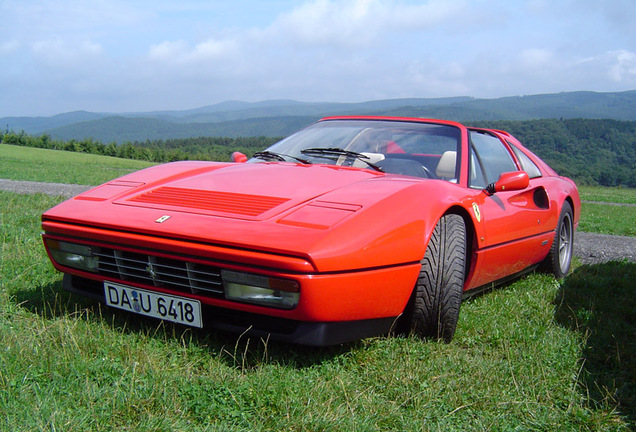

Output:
xmin=63 ymin=274 xmax=401 ymax=346
xmin=43 ymin=221 xmax=420 ymax=345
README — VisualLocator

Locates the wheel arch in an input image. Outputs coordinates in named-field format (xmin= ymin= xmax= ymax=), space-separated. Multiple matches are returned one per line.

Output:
xmin=402 ymin=203 xmax=475 ymax=314
xmin=564 ymin=195 xmax=576 ymax=222
xmin=444 ymin=205 xmax=475 ymax=284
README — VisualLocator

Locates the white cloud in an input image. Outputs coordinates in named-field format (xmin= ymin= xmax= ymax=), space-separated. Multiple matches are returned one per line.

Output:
xmin=31 ymin=38 xmax=103 ymax=67
xmin=518 ymin=49 xmax=555 ymax=69
xmin=404 ymin=60 xmax=468 ymax=97
xmin=145 ymin=37 xmax=242 ymax=86
xmin=148 ymin=38 xmax=237 ymax=63
xmin=148 ymin=41 xmax=190 ymax=62
xmin=5 ymin=0 xmax=147 ymax=34
xmin=608 ymin=49 xmax=636 ymax=83
xmin=270 ymin=0 xmax=466 ymax=48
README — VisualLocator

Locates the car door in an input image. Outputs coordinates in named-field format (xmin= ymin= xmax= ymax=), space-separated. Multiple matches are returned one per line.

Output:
xmin=467 ymin=131 xmax=555 ymax=287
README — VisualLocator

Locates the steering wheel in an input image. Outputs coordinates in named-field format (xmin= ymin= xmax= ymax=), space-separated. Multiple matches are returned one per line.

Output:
xmin=420 ymin=164 xmax=435 ymax=179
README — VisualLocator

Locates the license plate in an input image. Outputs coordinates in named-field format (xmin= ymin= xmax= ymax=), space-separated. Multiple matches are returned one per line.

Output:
xmin=104 ymin=282 xmax=202 ymax=328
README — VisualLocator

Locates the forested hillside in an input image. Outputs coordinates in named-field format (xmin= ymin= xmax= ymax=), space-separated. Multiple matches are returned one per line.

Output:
xmin=1 ymin=118 xmax=634 ymax=187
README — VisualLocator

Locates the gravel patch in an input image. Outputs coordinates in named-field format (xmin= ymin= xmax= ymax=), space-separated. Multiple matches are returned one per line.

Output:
xmin=0 ymin=179 xmax=92 ymax=198
xmin=574 ymin=231 xmax=635 ymax=264
xmin=2 ymin=178 xmax=634 ymax=264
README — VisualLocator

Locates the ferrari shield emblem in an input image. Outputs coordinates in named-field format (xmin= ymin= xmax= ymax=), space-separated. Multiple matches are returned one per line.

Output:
xmin=472 ymin=202 xmax=481 ymax=222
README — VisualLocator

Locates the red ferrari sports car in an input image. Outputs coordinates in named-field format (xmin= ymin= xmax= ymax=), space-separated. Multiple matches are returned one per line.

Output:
xmin=42 ymin=116 xmax=580 ymax=345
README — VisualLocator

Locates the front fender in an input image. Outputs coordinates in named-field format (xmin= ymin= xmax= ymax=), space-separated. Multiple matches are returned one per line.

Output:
xmin=303 ymin=178 xmax=471 ymax=272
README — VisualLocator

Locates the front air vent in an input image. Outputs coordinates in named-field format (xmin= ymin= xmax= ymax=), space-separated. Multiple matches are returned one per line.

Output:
xmin=93 ymin=247 xmax=224 ymax=296
xmin=127 ymin=187 xmax=289 ymax=217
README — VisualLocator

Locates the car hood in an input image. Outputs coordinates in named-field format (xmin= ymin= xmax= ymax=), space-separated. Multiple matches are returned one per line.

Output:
xmin=43 ymin=161 xmax=441 ymax=271
xmin=114 ymin=162 xmax=384 ymax=221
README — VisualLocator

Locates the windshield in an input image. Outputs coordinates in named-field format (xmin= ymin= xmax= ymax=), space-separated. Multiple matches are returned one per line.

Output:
xmin=253 ymin=119 xmax=461 ymax=180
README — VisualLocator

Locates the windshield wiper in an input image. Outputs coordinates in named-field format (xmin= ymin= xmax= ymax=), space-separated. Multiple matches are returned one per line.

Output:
xmin=252 ymin=151 xmax=311 ymax=164
xmin=300 ymin=148 xmax=384 ymax=172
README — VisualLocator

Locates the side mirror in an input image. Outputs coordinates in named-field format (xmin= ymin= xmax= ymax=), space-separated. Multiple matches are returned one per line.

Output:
xmin=485 ymin=171 xmax=529 ymax=195
xmin=231 ymin=152 xmax=248 ymax=163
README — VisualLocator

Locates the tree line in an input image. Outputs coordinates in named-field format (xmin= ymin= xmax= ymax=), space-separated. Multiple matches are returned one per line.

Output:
xmin=0 ymin=131 xmax=277 ymax=163
xmin=1 ymin=118 xmax=634 ymax=187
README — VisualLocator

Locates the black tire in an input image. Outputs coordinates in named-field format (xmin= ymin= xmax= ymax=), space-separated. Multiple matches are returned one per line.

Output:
xmin=542 ymin=201 xmax=574 ymax=278
xmin=406 ymin=213 xmax=466 ymax=342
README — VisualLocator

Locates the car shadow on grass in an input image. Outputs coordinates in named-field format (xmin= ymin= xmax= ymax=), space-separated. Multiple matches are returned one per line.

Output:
xmin=13 ymin=279 xmax=98 ymax=319
xmin=15 ymin=279 xmax=360 ymax=370
xmin=554 ymin=260 xmax=636 ymax=426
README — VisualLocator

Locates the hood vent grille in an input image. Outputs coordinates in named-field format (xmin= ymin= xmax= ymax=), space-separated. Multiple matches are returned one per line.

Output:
xmin=128 ymin=186 xmax=290 ymax=217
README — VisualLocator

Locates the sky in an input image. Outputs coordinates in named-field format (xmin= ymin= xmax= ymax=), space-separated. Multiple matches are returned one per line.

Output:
xmin=1 ymin=0 xmax=635 ymax=117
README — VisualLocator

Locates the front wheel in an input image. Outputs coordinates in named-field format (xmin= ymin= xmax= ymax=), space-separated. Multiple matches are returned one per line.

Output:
xmin=542 ymin=201 xmax=574 ymax=278
xmin=405 ymin=213 xmax=466 ymax=342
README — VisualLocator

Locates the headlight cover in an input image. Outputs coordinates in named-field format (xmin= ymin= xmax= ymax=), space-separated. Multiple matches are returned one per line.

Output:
xmin=45 ymin=239 xmax=99 ymax=273
xmin=222 ymin=270 xmax=299 ymax=309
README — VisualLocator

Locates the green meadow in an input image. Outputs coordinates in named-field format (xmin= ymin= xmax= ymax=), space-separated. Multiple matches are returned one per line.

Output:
xmin=1 ymin=144 xmax=634 ymax=431
xmin=0 ymin=143 xmax=155 ymax=185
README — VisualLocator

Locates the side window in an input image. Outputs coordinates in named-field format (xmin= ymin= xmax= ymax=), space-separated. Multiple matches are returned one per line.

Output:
xmin=469 ymin=147 xmax=487 ymax=188
xmin=469 ymin=131 xmax=517 ymax=189
xmin=508 ymin=142 xmax=542 ymax=179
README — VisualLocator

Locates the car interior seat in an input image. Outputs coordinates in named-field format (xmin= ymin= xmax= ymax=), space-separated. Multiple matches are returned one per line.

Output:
xmin=436 ymin=151 xmax=457 ymax=181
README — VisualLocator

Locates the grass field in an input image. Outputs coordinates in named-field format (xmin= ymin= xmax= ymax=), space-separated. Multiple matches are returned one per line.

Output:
xmin=579 ymin=185 xmax=636 ymax=205
xmin=579 ymin=202 xmax=636 ymax=236
xmin=0 ymin=143 xmax=154 ymax=185
xmin=1 ymin=145 xmax=635 ymax=430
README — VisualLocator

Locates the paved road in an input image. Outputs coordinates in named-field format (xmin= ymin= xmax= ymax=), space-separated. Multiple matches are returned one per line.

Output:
xmin=2 ymin=178 xmax=634 ymax=264
xmin=573 ymin=231 xmax=635 ymax=264
xmin=0 ymin=178 xmax=92 ymax=198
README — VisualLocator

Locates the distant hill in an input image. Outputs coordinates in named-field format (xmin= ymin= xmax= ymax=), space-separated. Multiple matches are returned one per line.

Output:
xmin=386 ymin=91 xmax=636 ymax=121
xmin=43 ymin=116 xmax=317 ymax=143
xmin=1 ymin=111 xmax=106 ymax=134
xmin=2 ymin=90 xmax=636 ymax=143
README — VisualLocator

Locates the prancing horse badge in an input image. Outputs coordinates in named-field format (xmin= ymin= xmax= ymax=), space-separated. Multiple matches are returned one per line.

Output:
xmin=472 ymin=203 xmax=481 ymax=222
xmin=155 ymin=215 xmax=171 ymax=223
